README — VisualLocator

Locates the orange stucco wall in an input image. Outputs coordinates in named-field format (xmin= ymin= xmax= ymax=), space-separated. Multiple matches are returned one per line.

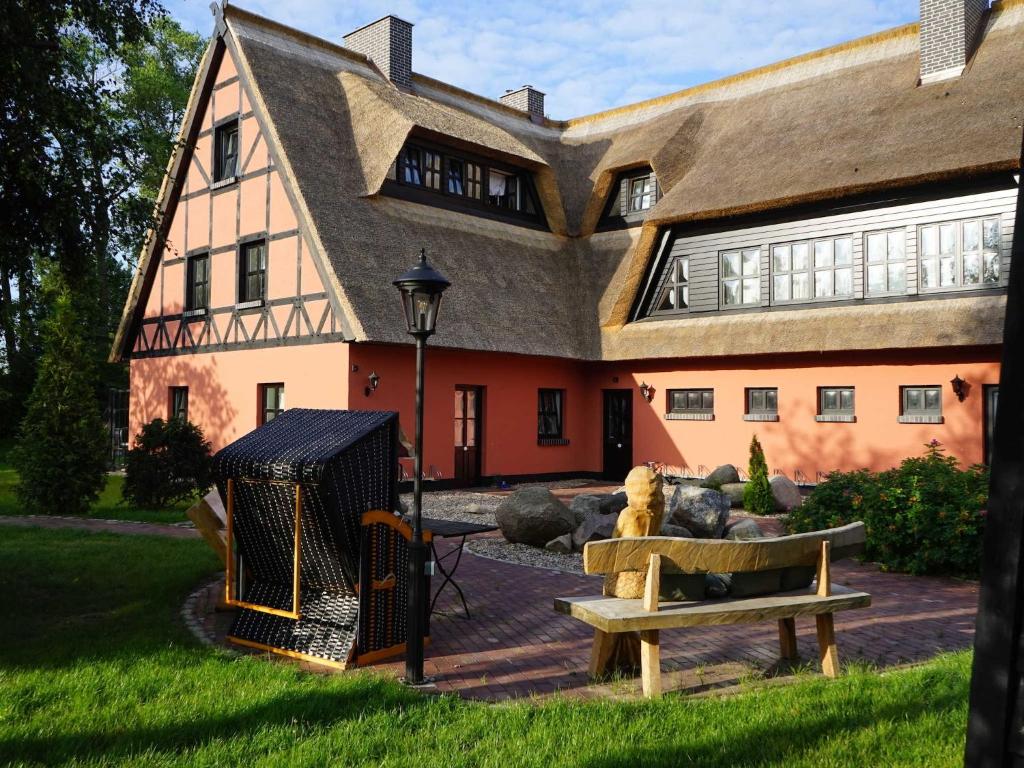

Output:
xmin=607 ymin=347 xmax=1000 ymax=477
xmin=348 ymin=345 xmax=602 ymax=479
xmin=130 ymin=342 xmax=349 ymax=452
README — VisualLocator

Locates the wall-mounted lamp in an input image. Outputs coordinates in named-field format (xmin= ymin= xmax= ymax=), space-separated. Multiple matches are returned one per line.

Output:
xmin=639 ymin=381 xmax=654 ymax=402
xmin=950 ymin=375 xmax=968 ymax=402
xmin=365 ymin=371 xmax=380 ymax=397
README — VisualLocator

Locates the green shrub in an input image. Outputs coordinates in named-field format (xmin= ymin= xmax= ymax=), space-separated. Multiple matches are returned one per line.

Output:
xmin=743 ymin=434 xmax=775 ymax=515
xmin=12 ymin=289 xmax=107 ymax=515
xmin=787 ymin=441 xmax=988 ymax=577
xmin=123 ymin=417 xmax=213 ymax=509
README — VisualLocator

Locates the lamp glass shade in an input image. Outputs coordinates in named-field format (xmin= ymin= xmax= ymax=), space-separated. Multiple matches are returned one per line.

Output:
xmin=393 ymin=250 xmax=450 ymax=336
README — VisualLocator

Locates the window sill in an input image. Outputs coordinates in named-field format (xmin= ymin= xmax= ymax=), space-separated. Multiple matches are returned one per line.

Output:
xmin=898 ymin=415 xmax=944 ymax=424
xmin=816 ymin=415 xmax=856 ymax=423
xmin=235 ymin=299 xmax=264 ymax=311
xmin=210 ymin=176 xmax=239 ymax=190
xmin=537 ymin=438 xmax=570 ymax=446
xmin=182 ymin=308 xmax=207 ymax=318
xmin=665 ymin=412 xmax=714 ymax=421
xmin=743 ymin=413 xmax=779 ymax=422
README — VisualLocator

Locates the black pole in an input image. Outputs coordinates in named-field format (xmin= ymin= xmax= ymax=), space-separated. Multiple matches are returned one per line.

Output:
xmin=405 ymin=334 xmax=427 ymax=684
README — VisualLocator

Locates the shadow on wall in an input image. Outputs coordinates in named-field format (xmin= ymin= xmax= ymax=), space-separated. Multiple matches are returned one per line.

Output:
xmin=131 ymin=355 xmax=239 ymax=450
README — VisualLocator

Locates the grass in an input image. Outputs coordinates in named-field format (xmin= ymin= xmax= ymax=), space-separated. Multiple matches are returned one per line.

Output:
xmin=0 ymin=459 xmax=193 ymax=524
xmin=0 ymin=525 xmax=972 ymax=767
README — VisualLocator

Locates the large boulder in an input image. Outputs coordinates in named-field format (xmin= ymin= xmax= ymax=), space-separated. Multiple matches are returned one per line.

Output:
xmin=572 ymin=512 xmax=616 ymax=550
xmin=770 ymin=475 xmax=803 ymax=512
xmin=495 ymin=487 xmax=575 ymax=546
xmin=723 ymin=518 xmax=766 ymax=540
xmin=569 ymin=494 xmax=602 ymax=525
xmin=661 ymin=522 xmax=694 ymax=538
xmin=544 ymin=534 xmax=573 ymax=554
xmin=701 ymin=464 xmax=740 ymax=488
xmin=599 ymin=492 xmax=629 ymax=517
xmin=719 ymin=482 xmax=747 ymax=508
xmin=667 ymin=486 xmax=731 ymax=538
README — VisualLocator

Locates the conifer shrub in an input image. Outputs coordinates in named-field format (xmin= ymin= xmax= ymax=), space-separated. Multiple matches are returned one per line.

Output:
xmin=123 ymin=417 xmax=213 ymax=509
xmin=786 ymin=441 xmax=988 ymax=577
xmin=12 ymin=289 xmax=108 ymax=515
xmin=743 ymin=434 xmax=775 ymax=516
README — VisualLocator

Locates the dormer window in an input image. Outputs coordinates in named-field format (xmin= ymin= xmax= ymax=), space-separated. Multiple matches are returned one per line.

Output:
xmin=385 ymin=139 xmax=544 ymax=226
xmin=599 ymin=166 xmax=660 ymax=229
xmin=628 ymin=175 xmax=654 ymax=212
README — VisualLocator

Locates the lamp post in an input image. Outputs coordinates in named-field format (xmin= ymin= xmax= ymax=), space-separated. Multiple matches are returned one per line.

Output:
xmin=393 ymin=248 xmax=450 ymax=685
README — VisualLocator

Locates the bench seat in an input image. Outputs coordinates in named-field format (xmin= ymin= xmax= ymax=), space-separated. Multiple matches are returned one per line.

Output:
xmin=554 ymin=582 xmax=871 ymax=633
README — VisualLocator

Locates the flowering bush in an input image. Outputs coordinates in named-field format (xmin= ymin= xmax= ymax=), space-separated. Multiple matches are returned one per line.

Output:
xmin=786 ymin=441 xmax=988 ymax=577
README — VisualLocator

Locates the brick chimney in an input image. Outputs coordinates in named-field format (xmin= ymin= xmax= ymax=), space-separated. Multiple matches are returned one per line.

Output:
xmin=500 ymin=85 xmax=545 ymax=121
xmin=919 ymin=0 xmax=989 ymax=84
xmin=344 ymin=16 xmax=413 ymax=89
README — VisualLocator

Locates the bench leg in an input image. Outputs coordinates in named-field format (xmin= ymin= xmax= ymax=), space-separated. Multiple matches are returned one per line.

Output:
xmin=816 ymin=613 xmax=839 ymax=678
xmin=639 ymin=629 xmax=661 ymax=699
xmin=589 ymin=629 xmax=617 ymax=678
xmin=778 ymin=617 xmax=798 ymax=660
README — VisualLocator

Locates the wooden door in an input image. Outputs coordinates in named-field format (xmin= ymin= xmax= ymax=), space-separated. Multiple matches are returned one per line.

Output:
xmin=985 ymin=385 xmax=999 ymax=465
xmin=603 ymin=389 xmax=633 ymax=481
xmin=453 ymin=386 xmax=483 ymax=487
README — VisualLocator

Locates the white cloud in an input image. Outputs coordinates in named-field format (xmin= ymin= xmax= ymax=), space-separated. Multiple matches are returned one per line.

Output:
xmin=167 ymin=0 xmax=919 ymax=116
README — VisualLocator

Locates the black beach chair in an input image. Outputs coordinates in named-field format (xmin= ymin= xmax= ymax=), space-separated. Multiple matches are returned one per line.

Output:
xmin=212 ymin=408 xmax=423 ymax=668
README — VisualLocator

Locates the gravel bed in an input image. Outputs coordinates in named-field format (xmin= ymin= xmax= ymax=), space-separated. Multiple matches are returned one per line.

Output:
xmin=398 ymin=491 xmax=501 ymax=525
xmin=466 ymin=538 xmax=584 ymax=575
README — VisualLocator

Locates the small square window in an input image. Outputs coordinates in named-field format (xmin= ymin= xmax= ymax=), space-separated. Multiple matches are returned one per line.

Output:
xmin=238 ymin=240 xmax=266 ymax=304
xmin=720 ymin=249 xmax=761 ymax=307
xmin=817 ymin=387 xmax=855 ymax=422
xmin=487 ymin=169 xmax=519 ymax=210
xmin=214 ymin=120 xmax=239 ymax=182
xmin=899 ymin=386 xmax=943 ymax=423
xmin=259 ymin=383 xmax=285 ymax=425
xmin=169 ymin=386 xmax=189 ymax=422
xmin=628 ymin=175 xmax=654 ymax=212
xmin=745 ymin=388 xmax=779 ymax=421
xmin=537 ymin=389 xmax=565 ymax=441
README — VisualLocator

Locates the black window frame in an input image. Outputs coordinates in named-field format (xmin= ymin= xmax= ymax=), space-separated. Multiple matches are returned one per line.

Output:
xmin=213 ymin=118 xmax=239 ymax=183
xmin=185 ymin=253 xmax=210 ymax=312
xmin=745 ymin=387 xmax=779 ymax=421
xmin=259 ymin=383 xmax=285 ymax=425
xmin=817 ymin=387 xmax=856 ymax=422
xmin=666 ymin=388 xmax=714 ymax=420
xmin=170 ymin=386 xmax=189 ymax=422
xmin=537 ymin=388 xmax=565 ymax=443
xmin=385 ymin=139 xmax=545 ymax=226
xmin=598 ymin=167 xmax=660 ymax=228
xmin=238 ymin=239 xmax=267 ymax=305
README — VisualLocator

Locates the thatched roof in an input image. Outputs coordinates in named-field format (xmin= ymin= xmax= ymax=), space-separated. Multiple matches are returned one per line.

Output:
xmin=113 ymin=3 xmax=1024 ymax=363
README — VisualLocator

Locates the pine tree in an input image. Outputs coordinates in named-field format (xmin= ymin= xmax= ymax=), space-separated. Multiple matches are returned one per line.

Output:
xmin=743 ymin=434 xmax=775 ymax=516
xmin=12 ymin=285 xmax=108 ymax=515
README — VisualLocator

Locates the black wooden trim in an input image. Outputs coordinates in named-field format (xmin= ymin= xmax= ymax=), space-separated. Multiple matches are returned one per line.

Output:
xmin=196 ymin=111 xmax=255 ymax=138
xmin=128 ymin=331 xmax=349 ymax=359
xmin=164 ymin=257 xmax=185 ymax=267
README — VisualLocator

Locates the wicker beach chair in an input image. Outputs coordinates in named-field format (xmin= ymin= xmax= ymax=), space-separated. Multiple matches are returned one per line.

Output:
xmin=212 ymin=408 xmax=419 ymax=668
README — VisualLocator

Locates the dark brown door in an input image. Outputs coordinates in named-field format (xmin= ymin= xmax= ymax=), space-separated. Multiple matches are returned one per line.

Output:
xmin=454 ymin=386 xmax=483 ymax=487
xmin=603 ymin=389 xmax=633 ymax=481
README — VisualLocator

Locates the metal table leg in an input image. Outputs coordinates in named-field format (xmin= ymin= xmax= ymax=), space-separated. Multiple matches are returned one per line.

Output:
xmin=429 ymin=535 xmax=472 ymax=619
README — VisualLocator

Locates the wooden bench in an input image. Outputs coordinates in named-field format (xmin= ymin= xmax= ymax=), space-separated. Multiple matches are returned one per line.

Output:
xmin=554 ymin=522 xmax=871 ymax=698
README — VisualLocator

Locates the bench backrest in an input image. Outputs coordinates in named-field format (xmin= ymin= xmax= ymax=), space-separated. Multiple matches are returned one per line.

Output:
xmin=582 ymin=522 xmax=865 ymax=576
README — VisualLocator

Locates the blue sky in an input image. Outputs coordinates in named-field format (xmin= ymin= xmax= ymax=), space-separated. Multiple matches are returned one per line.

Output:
xmin=165 ymin=0 xmax=921 ymax=117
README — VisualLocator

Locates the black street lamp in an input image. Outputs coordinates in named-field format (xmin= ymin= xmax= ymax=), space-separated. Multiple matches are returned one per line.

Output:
xmin=393 ymin=248 xmax=450 ymax=685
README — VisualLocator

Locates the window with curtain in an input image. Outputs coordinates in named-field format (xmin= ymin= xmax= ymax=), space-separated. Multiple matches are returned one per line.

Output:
xmin=447 ymin=158 xmax=464 ymax=195
xmin=537 ymin=389 xmax=564 ymax=440
xmin=401 ymin=147 xmax=422 ymax=185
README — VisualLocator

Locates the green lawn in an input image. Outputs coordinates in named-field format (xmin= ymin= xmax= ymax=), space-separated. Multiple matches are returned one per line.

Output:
xmin=0 ymin=462 xmax=193 ymax=524
xmin=0 ymin=525 xmax=971 ymax=767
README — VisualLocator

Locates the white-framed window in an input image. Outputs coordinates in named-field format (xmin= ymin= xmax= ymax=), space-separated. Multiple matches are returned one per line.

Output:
xmin=720 ymin=248 xmax=761 ymax=307
xmin=865 ymin=229 xmax=907 ymax=296
xmin=918 ymin=217 xmax=1000 ymax=291
xmin=652 ymin=256 xmax=689 ymax=313
xmin=628 ymin=175 xmax=654 ymax=212
xmin=772 ymin=235 xmax=852 ymax=302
